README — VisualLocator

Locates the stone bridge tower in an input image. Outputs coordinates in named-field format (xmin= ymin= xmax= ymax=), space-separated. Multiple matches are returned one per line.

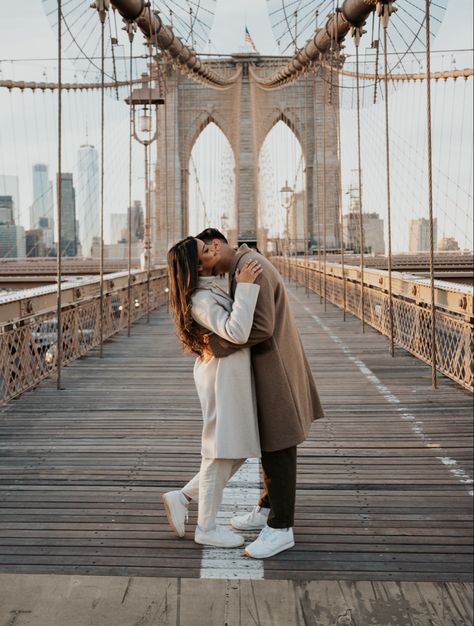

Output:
xmin=153 ymin=54 xmax=340 ymax=258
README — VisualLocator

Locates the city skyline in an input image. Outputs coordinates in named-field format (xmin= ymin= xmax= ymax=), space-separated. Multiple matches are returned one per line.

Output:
xmin=0 ymin=1 xmax=472 ymax=255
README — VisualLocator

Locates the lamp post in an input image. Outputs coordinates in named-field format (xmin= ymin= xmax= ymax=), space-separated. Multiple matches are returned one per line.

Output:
xmin=280 ymin=180 xmax=293 ymax=281
xmin=220 ymin=211 xmax=229 ymax=238
xmin=126 ymin=65 xmax=164 ymax=322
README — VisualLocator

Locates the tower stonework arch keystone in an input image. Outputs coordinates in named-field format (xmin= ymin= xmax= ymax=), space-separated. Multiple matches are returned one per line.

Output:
xmin=153 ymin=56 xmax=340 ymax=257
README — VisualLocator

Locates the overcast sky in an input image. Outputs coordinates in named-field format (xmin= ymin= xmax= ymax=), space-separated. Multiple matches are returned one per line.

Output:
xmin=0 ymin=1 xmax=472 ymax=251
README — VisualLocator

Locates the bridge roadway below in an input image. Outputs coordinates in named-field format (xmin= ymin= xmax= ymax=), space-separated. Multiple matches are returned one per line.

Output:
xmin=0 ymin=282 xmax=472 ymax=625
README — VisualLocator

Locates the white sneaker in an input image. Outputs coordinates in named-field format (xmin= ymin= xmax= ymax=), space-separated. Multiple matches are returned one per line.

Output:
xmin=230 ymin=506 xmax=270 ymax=531
xmin=162 ymin=490 xmax=189 ymax=538
xmin=195 ymin=525 xmax=245 ymax=548
xmin=244 ymin=525 xmax=295 ymax=558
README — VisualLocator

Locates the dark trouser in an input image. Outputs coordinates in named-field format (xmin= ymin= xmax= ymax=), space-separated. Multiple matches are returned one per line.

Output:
xmin=258 ymin=446 xmax=297 ymax=529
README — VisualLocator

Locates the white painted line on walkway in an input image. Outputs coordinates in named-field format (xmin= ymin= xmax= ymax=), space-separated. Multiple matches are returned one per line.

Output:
xmin=290 ymin=291 xmax=474 ymax=495
xmin=200 ymin=458 xmax=264 ymax=579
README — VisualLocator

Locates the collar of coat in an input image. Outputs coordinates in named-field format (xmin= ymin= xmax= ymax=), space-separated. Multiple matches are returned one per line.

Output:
xmin=229 ymin=243 xmax=253 ymax=279
xmin=197 ymin=276 xmax=219 ymax=289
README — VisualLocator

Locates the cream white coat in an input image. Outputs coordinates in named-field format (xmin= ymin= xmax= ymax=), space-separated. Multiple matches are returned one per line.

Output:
xmin=191 ymin=278 xmax=261 ymax=459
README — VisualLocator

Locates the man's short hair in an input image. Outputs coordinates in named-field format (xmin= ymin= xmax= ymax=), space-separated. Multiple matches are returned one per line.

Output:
xmin=195 ymin=228 xmax=228 ymax=244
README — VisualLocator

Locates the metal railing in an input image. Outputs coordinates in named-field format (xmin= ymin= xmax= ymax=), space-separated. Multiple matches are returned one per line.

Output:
xmin=0 ymin=268 xmax=168 ymax=405
xmin=274 ymin=256 xmax=473 ymax=392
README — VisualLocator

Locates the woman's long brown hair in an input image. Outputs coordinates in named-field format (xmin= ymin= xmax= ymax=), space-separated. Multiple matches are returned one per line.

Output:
xmin=167 ymin=236 xmax=207 ymax=357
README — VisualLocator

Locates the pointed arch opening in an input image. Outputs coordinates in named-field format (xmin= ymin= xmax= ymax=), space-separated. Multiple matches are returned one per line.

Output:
xmin=258 ymin=119 xmax=306 ymax=254
xmin=188 ymin=121 xmax=236 ymax=238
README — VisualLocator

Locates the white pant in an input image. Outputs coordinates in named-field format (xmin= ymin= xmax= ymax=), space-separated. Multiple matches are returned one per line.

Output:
xmin=182 ymin=458 xmax=245 ymax=530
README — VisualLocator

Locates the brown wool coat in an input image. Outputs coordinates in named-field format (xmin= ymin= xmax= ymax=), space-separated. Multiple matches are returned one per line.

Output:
xmin=208 ymin=244 xmax=324 ymax=452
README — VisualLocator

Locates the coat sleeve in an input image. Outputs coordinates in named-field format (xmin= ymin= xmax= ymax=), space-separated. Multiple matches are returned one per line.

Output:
xmin=208 ymin=269 xmax=275 ymax=358
xmin=191 ymin=283 xmax=260 ymax=345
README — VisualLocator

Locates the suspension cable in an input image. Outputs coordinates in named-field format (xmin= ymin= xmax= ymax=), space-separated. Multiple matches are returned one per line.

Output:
xmin=322 ymin=66 xmax=328 ymax=312
xmin=98 ymin=3 xmax=107 ymax=358
xmin=56 ymin=0 xmax=63 ymax=390
xmin=425 ymin=0 xmax=437 ymax=389
xmin=126 ymin=22 xmax=134 ymax=337
xmin=354 ymin=28 xmax=365 ymax=333
xmin=380 ymin=2 xmax=395 ymax=357
xmin=335 ymin=46 xmax=347 ymax=321
xmin=313 ymin=62 xmax=323 ymax=303
xmin=145 ymin=4 xmax=153 ymax=324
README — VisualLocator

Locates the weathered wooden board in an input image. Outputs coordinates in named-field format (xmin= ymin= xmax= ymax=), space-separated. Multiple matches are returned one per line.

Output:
xmin=0 ymin=284 xmax=472 ymax=582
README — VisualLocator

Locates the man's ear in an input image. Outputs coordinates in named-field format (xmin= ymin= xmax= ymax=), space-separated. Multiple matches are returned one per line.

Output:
xmin=212 ymin=238 xmax=222 ymax=250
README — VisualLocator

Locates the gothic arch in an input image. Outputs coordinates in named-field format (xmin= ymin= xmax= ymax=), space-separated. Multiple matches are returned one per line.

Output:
xmin=182 ymin=110 xmax=234 ymax=167
xmin=257 ymin=110 xmax=307 ymax=166
xmin=154 ymin=57 xmax=339 ymax=257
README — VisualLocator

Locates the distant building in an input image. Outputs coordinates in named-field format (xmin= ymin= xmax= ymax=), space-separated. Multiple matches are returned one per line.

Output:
xmin=0 ymin=224 xmax=26 ymax=258
xmin=409 ymin=218 xmax=437 ymax=253
xmin=38 ymin=216 xmax=54 ymax=254
xmin=131 ymin=200 xmax=144 ymax=241
xmin=91 ymin=240 xmax=143 ymax=260
xmin=438 ymin=236 xmax=460 ymax=252
xmin=76 ymin=144 xmax=99 ymax=258
xmin=57 ymin=173 xmax=77 ymax=256
xmin=26 ymin=229 xmax=48 ymax=257
xmin=0 ymin=175 xmax=20 ymax=225
xmin=343 ymin=212 xmax=385 ymax=254
xmin=110 ymin=213 xmax=128 ymax=243
xmin=31 ymin=164 xmax=54 ymax=229
xmin=0 ymin=196 xmax=14 ymax=225
xmin=288 ymin=191 xmax=306 ymax=253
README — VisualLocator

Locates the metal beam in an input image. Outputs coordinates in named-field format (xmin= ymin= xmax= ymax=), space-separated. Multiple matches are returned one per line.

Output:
xmin=110 ymin=0 xmax=240 ymax=88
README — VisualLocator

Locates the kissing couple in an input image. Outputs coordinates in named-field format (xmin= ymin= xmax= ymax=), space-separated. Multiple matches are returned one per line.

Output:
xmin=163 ymin=228 xmax=324 ymax=558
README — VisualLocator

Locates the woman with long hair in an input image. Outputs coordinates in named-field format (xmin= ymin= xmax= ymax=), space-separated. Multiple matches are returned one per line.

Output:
xmin=163 ymin=236 xmax=262 ymax=548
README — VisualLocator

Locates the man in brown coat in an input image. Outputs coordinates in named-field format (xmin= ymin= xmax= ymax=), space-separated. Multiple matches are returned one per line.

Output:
xmin=196 ymin=228 xmax=324 ymax=558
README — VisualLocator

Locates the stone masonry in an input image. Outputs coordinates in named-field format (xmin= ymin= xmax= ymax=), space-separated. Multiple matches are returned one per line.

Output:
xmin=153 ymin=55 xmax=340 ymax=258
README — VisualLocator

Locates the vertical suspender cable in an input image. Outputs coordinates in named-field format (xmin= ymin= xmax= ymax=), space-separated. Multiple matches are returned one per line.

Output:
xmin=304 ymin=69 xmax=309 ymax=296
xmin=333 ymin=6 xmax=346 ymax=320
xmin=314 ymin=65 xmax=323 ymax=303
xmin=127 ymin=33 xmax=133 ymax=337
xmin=146 ymin=15 xmax=153 ymax=324
xmin=355 ymin=35 xmax=365 ymax=332
xmin=314 ymin=11 xmax=323 ymax=303
xmin=56 ymin=0 xmax=62 ymax=390
xmin=382 ymin=17 xmax=395 ymax=356
xmin=322 ymin=67 xmax=328 ymax=311
xmin=144 ymin=136 xmax=150 ymax=322
xmin=164 ymin=75 xmax=170 ymax=256
xmin=99 ymin=12 xmax=106 ymax=358
xmin=336 ymin=55 xmax=346 ymax=321
xmin=425 ymin=0 xmax=437 ymax=389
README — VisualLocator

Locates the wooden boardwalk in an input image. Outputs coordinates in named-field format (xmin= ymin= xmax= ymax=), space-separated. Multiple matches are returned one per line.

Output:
xmin=0 ymin=283 xmax=472 ymax=584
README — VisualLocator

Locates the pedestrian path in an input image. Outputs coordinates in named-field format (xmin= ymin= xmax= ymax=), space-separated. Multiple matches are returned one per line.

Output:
xmin=0 ymin=284 xmax=472 ymax=584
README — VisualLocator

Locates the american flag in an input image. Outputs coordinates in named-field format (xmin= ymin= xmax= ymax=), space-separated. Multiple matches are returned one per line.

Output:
xmin=245 ymin=27 xmax=258 ymax=53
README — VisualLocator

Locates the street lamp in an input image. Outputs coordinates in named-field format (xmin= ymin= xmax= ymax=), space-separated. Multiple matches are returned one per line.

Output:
xmin=125 ymin=66 xmax=164 ymax=271
xmin=125 ymin=63 xmax=164 ymax=321
xmin=220 ymin=212 xmax=229 ymax=237
xmin=280 ymin=180 xmax=293 ymax=280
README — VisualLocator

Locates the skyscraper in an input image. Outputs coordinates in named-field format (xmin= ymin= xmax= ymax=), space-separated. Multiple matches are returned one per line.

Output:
xmin=0 ymin=175 xmax=20 ymax=225
xmin=0 ymin=196 xmax=14 ymax=225
xmin=343 ymin=212 xmax=385 ymax=254
xmin=131 ymin=200 xmax=144 ymax=241
xmin=110 ymin=213 xmax=128 ymax=243
xmin=409 ymin=218 xmax=438 ymax=253
xmin=31 ymin=164 xmax=54 ymax=229
xmin=0 ymin=225 xmax=26 ymax=258
xmin=57 ymin=172 xmax=77 ymax=256
xmin=76 ymin=144 xmax=99 ymax=258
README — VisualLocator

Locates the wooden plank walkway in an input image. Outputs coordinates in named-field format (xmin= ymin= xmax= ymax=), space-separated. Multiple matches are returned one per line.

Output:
xmin=0 ymin=283 xmax=472 ymax=583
